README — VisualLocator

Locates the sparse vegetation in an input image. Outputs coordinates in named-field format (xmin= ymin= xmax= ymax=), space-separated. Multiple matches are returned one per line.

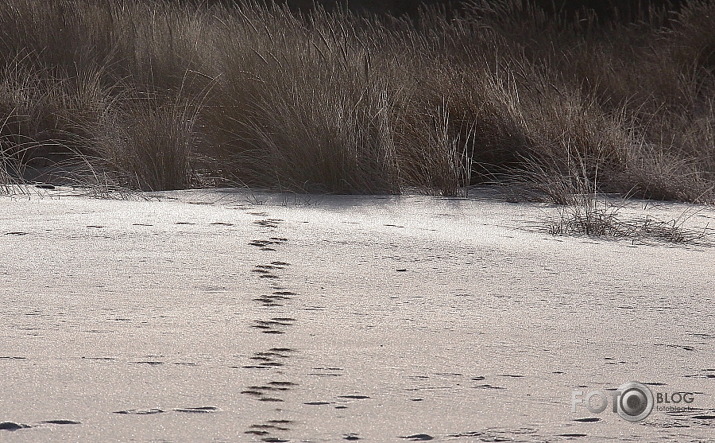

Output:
xmin=547 ymin=194 xmax=710 ymax=244
xmin=0 ymin=0 xmax=713 ymax=201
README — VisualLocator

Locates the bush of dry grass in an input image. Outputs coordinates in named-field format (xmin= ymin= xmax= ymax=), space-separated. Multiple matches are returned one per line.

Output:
xmin=548 ymin=194 xmax=710 ymax=244
xmin=86 ymin=91 xmax=203 ymax=191
xmin=0 ymin=0 xmax=712 ymax=201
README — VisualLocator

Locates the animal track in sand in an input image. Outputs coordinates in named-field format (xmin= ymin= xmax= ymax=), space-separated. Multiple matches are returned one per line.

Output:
xmin=246 ymin=423 xmax=290 ymax=433
xmin=252 ymin=320 xmax=292 ymax=327
xmin=244 ymin=384 xmax=291 ymax=393
xmin=689 ymin=332 xmax=715 ymax=339
xmin=308 ymin=367 xmax=344 ymax=377
xmin=252 ymin=257 xmax=296 ymax=306
xmin=473 ymin=384 xmax=506 ymax=390
xmin=270 ymin=347 xmax=297 ymax=353
xmin=248 ymin=238 xmax=288 ymax=253
xmin=1 ymin=420 xmax=81 ymax=432
xmin=242 ymin=362 xmax=284 ymax=369
xmin=250 ymin=316 xmax=295 ymax=333
xmin=244 ymin=392 xmax=295 ymax=439
xmin=268 ymin=381 xmax=297 ymax=387
xmin=0 ymin=422 xmax=30 ymax=431
xmin=448 ymin=428 xmax=538 ymax=439
xmin=243 ymin=220 xmax=301 ymax=439
xmin=685 ymin=368 xmax=715 ymax=379
xmin=249 ymin=239 xmax=280 ymax=248
xmin=240 ymin=348 xmax=296 ymax=370
xmin=251 ymin=265 xmax=283 ymax=279
xmin=250 ymin=352 xmax=289 ymax=360
xmin=241 ymin=382 xmax=297 ymax=402
xmin=114 ymin=408 xmax=164 ymax=415
xmin=254 ymin=219 xmax=284 ymax=229
xmin=173 ymin=406 xmax=219 ymax=414
xmin=254 ymin=294 xmax=290 ymax=307
xmin=657 ymin=343 xmax=696 ymax=352
xmin=573 ymin=417 xmax=600 ymax=422
xmin=400 ymin=434 xmax=434 ymax=441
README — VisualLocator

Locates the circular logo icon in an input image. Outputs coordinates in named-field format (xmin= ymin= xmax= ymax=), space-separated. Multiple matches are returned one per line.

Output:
xmin=617 ymin=381 xmax=654 ymax=422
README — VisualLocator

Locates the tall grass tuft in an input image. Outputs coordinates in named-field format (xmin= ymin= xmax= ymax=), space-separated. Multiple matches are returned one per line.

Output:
xmin=87 ymin=90 xmax=203 ymax=191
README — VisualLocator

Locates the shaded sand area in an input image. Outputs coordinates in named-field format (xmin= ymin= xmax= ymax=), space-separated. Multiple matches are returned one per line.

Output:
xmin=1 ymin=187 xmax=714 ymax=442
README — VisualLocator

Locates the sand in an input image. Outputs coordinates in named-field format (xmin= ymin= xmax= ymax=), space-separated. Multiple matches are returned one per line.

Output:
xmin=1 ymin=186 xmax=714 ymax=442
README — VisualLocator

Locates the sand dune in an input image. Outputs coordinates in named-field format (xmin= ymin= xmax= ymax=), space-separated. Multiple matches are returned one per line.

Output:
xmin=1 ymin=187 xmax=713 ymax=442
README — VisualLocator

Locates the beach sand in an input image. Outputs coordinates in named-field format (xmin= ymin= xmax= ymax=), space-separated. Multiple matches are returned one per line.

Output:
xmin=1 ymin=187 xmax=713 ymax=442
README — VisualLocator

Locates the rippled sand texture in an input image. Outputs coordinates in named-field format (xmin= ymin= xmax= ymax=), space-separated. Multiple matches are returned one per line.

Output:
xmin=1 ymin=188 xmax=713 ymax=442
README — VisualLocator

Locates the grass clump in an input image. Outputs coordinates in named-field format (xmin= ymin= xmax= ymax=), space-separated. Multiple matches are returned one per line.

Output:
xmin=548 ymin=195 xmax=710 ymax=244
xmin=88 ymin=91 xmax=204 ymax=191
xmin=0 ymin=0 xmax=712 ymax=201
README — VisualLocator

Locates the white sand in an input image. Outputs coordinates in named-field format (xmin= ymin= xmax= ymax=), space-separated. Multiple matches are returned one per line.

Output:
xmin=1 ymin=187 xmax=713 ymax=442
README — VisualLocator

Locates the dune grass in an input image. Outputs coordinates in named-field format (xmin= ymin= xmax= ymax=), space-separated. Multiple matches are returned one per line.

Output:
xmin=0 ymin=0 xmax=713 ymax=201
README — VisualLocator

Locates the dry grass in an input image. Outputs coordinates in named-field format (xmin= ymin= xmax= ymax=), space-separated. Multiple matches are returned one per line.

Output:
xmin=547 ymin=196 xmax=711 ymax=244
xmin=86 ymin=89 xmax=205 ymax=191
xmin=0 ymin=0 xmax=713 ymax=201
